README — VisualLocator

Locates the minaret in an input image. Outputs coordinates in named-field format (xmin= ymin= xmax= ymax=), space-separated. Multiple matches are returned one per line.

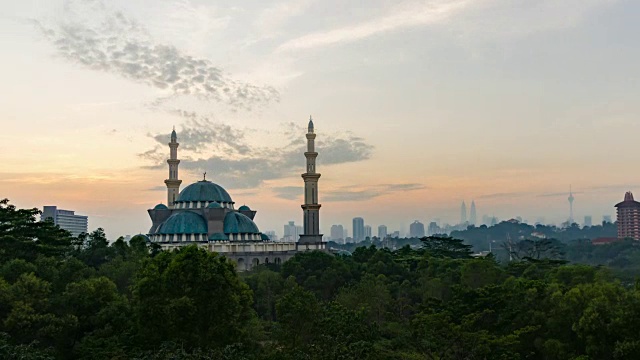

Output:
xmin=299 ymin=116 xmax=323 ymax=245
xmin=164 ymin=127 xmax=182 ymax=208
xmin=568 ymin=185 xmax=575 ymax=224
xmin=469 ymin=200 xmax=477 ymax=226
xmin=460 ymin=201 xmax=467 ymax=225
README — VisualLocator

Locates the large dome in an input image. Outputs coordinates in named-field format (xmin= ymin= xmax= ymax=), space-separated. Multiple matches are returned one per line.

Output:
xmin=176 ymin=180 xmax=233 ymax=204
xmin=157 ymin=211 xmax=208 ymax=234
xmin=224 ymin=212 xmax=260 ymax=234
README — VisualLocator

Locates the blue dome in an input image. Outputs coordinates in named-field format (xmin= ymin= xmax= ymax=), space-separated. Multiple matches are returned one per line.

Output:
xmin=158 ymin=211 xmax=208 ymax=234
xmin=153 ymin=203 xmax=169 ymax=210
xmin=260 ymin=233 xmax=270 ymax=241
xmin=209 ymin=232 xmax=229 ymax=241
xmin=238 ymin=205 xmax=251 ymax=211
xmin=177 ymin=180 xmax=233 ymax=203
xmin=207 ymin=202 xmax=223 ymax=209
xmin=224 ymin=212 xmax=260 ymax=234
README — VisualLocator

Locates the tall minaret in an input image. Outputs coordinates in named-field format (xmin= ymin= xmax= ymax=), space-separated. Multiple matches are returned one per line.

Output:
xmin=164 ymin=127 xmax=182 ymax=208
xmin=299 ymin=116 xmax=323 ymax=245
xmin=568 ymin=185 xmax=575 ymax=224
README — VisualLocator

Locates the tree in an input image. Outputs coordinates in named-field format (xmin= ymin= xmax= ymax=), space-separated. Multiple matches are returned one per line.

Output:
xmin=274 ymin=277 xmax=320 ymax=349
xmin=420 ymin=236 xmax=473 ymax=259
xmin=132 ymin=246 xmax=254 ymax=350
xmin=0 ymin=199 xmax=72 ymax=262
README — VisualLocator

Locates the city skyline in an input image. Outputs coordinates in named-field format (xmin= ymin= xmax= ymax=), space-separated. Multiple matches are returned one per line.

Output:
xmin=3 ymin=0 xmax=640 ymax=238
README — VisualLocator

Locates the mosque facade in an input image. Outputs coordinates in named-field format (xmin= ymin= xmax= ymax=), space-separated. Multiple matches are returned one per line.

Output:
xmin=147 ymin=118 xmax=325 ymax=270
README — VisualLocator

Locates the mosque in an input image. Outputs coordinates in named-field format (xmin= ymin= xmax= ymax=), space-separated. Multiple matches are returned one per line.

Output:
xmin=147 ymin=117 xmax=325 ymax=270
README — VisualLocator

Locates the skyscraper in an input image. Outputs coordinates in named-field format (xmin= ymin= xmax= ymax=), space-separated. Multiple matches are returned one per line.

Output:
xmin=283 ymin=221 xmax=301 ymax=241
xmin=364 ymin=225 xmax=372 ymax=239
xmin=460 ymin=201 xmax=467 ymax=224
xmin=330 ymin=224 xmax=344 ymax=241
xmin=378 ymin=225 xmax=388 ymax=239
xmin=615 ymin=191 xmax=640 ymax=240
xmin=469 ymin=200 xmax=477 ymax=225
xmin=353 ymin=217 xmax=365 ymax=242
xmin=584 ymin=216 xmax=592 ymax=227
xmin=603 ymin=215 xmax=612 ymax=223
xmin=428 ymin=222 xmax=439 ymax=235
xmin=409 ymin=220 xmax=425 ymax=238
xmin=41 ymin=206 xmax=88 ymax=237
xmin=299 ymin=116 xmax=323 ymax=245
xmin=568 ymin=186 xmax=575 ymax=224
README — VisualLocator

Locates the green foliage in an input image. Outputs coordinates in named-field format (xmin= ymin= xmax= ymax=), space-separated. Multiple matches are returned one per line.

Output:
xmin=2 ymin=199 xmax=640 ymax=359
xmin=132 ymin=245 xmax=254 ymax=350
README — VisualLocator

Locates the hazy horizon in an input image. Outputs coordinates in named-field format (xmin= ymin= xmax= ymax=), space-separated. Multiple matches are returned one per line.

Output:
xmin=2 ymin=0 xmax=639 ymax=238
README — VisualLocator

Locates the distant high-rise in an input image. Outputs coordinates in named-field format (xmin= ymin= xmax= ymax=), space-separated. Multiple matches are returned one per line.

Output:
xmin=568 ymin=186 xmax=575 ymax=223
xmin=603 ymin=215 xmax=612 ymax=223
xmin=615 ymin=191 xmax=640 ymax=240
xmin=352 ymin=217 xmax=365 ymax=242
xmin=409 ymin=220 xmax=425 ymax=238
xmin=41 ymin=206 xmax=88 ymax=237
xmin=330 ymin=224 xmax=344 ymax=242
xmin=378 ymin=225 xmax=388 ymax=239
xmin=460 ymin=201 xmax=467 ymax=224
xmin=283 ymin=221 xmax=302 ymax=241
xmin=364 ymin=225 xmax=372 ymax=239
xmin=264 ymin=231 xmax=278 ymax=242
xmin=428 ymin=222 xmax=439 ymax=235
xmin=469 ymin=201 xmax=477 ymax=225
xmin=584 ymin=216 xmax=593 ymax=227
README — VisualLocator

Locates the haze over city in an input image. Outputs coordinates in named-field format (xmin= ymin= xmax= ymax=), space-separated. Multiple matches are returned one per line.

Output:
xmin=2 ymin=0 xmax=640 ymax=238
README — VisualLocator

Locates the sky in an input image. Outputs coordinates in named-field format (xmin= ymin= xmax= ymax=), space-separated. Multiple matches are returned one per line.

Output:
xmin=2 ymin=0 xmax=640 ymax=238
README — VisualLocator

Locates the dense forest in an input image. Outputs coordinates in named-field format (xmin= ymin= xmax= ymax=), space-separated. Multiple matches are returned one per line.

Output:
xmin=2 ymin=198 xmax=640 ymax=359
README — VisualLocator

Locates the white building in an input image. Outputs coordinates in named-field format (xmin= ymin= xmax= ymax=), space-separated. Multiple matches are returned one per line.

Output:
xmin=41 ymin=206 xmax=88 ymax=237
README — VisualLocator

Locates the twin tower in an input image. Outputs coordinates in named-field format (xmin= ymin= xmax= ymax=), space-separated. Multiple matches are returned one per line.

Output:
xmin=164 ymin=117 xmax=323 ymax=245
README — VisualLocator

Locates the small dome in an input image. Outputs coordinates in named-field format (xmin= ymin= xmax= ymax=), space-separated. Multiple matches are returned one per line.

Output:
xmin=224 ymin=212 xmax=260 ymax=234
xmin=238 ymin=205 xmax=251 ymax=211
xmin=209 ymin=233 xmax=229 ymax=241
xmin=153 ymin=203 xmax=169 ymax=210
xmin=157 ymin=211 xmax=207 ymax=234
xmin=260 ymin=233 xmax=270 ymax=241
xmin=177 ymin=180 xmax=233 ymax=204
xmin=207 ymin=202 xmax=223 ymax=209
xmin=130 ymin=234 xmax=150 ymax=243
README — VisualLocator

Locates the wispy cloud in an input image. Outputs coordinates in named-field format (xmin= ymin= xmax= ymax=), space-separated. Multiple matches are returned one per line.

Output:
xmin=537 ymin=191 xmax=584 ymax=198
xmin=272 ymin=186 xmax=301 ymax=200
xmin=585 ymin=184 xmax=640 ymax=193
xmin=477 ymin=192 xmax=529 ymax=200
xmin=277 ymin=0 xmax=472 ymax=52
xmin=323 ymin=183 xmax=426 ymax=202
xmin=33 ymin=0 xmax=278 ymax=111
xmin=140 ymin=113 xmax=374 ymax=189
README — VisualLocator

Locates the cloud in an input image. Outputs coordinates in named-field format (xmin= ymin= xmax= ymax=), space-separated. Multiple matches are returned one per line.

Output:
xmin=323 ymin=183 xmax=426 ymax=202
xmin=477 ymin=192 xmax=529 ymax=200
xmin=140 ymin=114 xmax=374 ymax=189
xmin=256 ymin=0 xmax=315 ymax=37
xmin=585 ymin=184 xmax=640 ymax=193
xmin=34 ymin=0 xmax=278 ymax=111
xmin=537 ymin=191 xmax=584 ymax=198
xmin=275 ymin=0 xmax=615 ymax=53
xmin=272 ymin=186 xmax=302 ymax=200
xmin=153 ymin=116 xmax=250 ymax=155
xmin=277 ymin=0 xmax=472 ymax=52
